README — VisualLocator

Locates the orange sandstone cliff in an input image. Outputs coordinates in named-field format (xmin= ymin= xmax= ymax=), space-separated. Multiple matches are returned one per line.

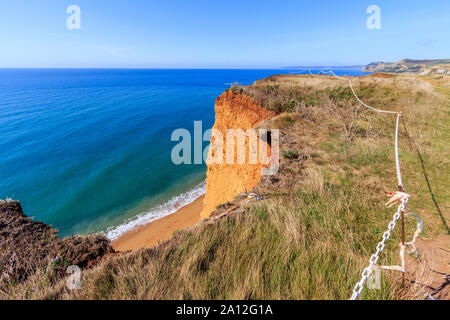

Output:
xmin=200 ymin=90 xmax=275 ymax=218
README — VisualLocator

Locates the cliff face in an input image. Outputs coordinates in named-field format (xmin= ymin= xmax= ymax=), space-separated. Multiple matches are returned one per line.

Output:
xmin=201 ymin=90 xmax=275 ymax=218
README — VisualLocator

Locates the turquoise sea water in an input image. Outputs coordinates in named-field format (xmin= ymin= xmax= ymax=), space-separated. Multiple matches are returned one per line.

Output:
xmin=0 ymin=68 xmax=368 ymax=239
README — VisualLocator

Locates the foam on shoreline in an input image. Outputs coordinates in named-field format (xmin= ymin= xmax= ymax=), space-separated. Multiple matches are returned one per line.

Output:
xmin=105 ymin=181 xmax=206 ymax=240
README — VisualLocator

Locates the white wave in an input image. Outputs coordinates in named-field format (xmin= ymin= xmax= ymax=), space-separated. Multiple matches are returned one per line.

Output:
xmin=104 ymin=181 xmax=206 ymax=240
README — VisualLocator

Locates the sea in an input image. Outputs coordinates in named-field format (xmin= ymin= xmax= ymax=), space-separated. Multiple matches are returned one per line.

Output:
xmin=0 ymin=68 xmax=368 ymax=239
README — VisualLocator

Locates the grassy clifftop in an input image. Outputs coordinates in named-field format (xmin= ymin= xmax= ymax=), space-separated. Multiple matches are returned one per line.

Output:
xmin=3 ymin=73 xmax=449 ymax=300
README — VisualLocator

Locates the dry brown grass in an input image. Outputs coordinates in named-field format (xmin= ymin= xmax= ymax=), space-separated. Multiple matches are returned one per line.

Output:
xmin=4 ymin=73 xmax=448 ymax=300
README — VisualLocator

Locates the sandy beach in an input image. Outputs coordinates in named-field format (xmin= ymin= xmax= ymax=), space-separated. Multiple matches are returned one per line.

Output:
xmin=112 ymin=195 xmax=204 ymax=251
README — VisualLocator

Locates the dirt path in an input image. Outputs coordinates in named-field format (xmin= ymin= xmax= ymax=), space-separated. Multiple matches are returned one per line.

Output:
xmin=405 ymin=235 xmax=449 ymax=300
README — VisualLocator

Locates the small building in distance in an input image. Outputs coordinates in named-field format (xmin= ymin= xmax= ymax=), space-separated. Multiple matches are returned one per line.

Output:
xmin=436 ymin=68 xmax=450 ymax=75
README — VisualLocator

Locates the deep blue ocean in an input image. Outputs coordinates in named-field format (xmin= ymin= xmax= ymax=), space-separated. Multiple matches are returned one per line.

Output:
xmin=0 ymin=68 xmax=368 ymax=239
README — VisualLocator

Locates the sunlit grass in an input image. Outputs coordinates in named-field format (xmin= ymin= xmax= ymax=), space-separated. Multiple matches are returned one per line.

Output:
xmin=4 ymin=74 xmax=448 ymax=300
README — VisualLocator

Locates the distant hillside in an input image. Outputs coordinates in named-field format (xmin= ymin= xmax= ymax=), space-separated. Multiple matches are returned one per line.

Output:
xmin=364 ymin=59 xmax=450 ymax=75
xmin=4 ymin=73 xmax=449 ymax=300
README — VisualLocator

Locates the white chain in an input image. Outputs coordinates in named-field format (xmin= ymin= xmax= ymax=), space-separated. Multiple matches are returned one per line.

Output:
xmin=350 ymin=196 xmax=409 ymax=300
xmin=309 ymin=70 xmax=418 ymax=299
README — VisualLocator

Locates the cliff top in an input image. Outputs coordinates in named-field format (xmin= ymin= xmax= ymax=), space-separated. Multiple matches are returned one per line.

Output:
xmin=3 ymin=73 xmax=449 ymax=300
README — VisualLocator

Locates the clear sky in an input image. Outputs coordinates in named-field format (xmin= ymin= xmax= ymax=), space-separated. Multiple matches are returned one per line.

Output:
xmin=0 ymin=0 xmax=448 ymax=68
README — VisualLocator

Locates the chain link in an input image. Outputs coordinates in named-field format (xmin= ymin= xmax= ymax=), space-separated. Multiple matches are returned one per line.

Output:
xmin=350 ymin=197 xmax=409 ymax=300
xmin=314 ymin=70 xmax=417 ymax=299
xmin=309 ymin=70 xmax=421 ymax=298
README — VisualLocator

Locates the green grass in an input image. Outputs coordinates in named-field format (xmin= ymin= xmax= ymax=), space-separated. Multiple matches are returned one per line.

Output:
xmin=3 ymin=74 xmax=448 ymax=300
xmin=282 ymin=150 xmax=300 ymax=160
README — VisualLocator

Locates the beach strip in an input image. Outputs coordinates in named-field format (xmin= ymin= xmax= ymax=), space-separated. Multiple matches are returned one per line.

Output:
xmin=112 ymin=195 xmax=204 ymax=251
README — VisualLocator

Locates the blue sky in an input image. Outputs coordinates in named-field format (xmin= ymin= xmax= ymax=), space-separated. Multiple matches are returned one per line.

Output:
xmin=0 ymin=0 xmax=448 ymax=68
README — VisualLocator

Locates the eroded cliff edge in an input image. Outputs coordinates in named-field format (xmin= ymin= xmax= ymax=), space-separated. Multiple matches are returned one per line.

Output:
xmin=200 ymin=90 xmax=275 ymax=218
xmin=0 ymin=200 xmax=114 ymax=284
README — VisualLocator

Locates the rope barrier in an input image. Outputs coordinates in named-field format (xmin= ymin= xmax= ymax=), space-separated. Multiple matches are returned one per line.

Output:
xmin=379 ymin=208 xmax=422 ymax=274
xmin=307 ymin=69 xmax=426 ymax=299
xmin=350 ymin=196 xmax=409 ymax=300
xmin=308 ymin=69 xmax=328 ymax=76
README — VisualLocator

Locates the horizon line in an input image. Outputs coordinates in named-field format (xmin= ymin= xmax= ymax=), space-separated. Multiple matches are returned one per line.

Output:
xmin=0 ymin=65 xmax=365 ymax=70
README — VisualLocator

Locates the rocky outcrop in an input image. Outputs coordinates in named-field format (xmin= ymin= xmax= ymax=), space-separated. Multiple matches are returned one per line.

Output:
xmin=200 ymin=90 xmax=275 ymax=218
xmin=0 ymin=200 xmax=114 ymax=284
